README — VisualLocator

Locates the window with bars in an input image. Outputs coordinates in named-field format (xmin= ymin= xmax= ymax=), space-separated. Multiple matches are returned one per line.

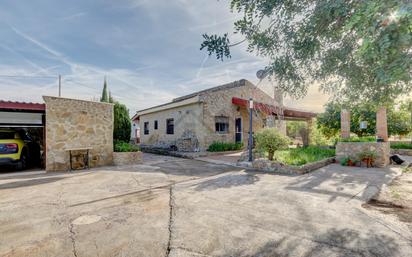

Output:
xmin=215 ymin=116 xmax=229 ymax=133
xmin=144 ymin=122 xmax=149 ymax=135
xmin=166 ymin=119 xmax=174 ymax=134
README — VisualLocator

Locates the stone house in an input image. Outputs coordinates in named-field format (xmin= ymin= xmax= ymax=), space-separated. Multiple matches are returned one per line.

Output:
xmin=132 ymin=79 xmax=316 ymax=152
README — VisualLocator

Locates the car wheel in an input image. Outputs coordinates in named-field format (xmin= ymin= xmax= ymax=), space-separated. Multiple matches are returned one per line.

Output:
xmin=16 ymin=151 xmax=28 ymax=171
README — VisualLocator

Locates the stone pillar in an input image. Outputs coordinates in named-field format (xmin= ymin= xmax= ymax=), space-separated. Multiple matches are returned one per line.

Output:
xmin=305 ymin=118 xmax=313 ymax=147
xmin=376 ymin=107 xmax=388 ymax=142
xmin=340 ymin=109 xmax=350 ymax=138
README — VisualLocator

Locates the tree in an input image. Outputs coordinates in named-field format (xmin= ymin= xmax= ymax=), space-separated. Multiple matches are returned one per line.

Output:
xmin=201 ymin=0 xmax=412 ymax=106
xmin=255 ymin=128 xmax=290 ymax=160
xmin=99 ymin=78 xmax=131 ymax=142
xmin=317 ymin=101 xmax=412 ymax=137
xmin=108 ymin=91 xmax=114 ymax=104
xmin=286 ymin=121 xmax=306 ymax=138
xmin=113 ymin=102 xmax=131 ymax=142
xmin=100 ymin=77 xmax=109 ymax=103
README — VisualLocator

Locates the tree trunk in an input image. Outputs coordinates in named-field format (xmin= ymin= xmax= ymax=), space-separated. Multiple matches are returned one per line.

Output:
xmin=268 ymin=151 xmax=274 ymax=161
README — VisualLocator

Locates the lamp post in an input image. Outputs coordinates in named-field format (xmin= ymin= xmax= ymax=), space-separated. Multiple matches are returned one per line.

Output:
xmin=409 ymin=102 xmax=412 ymax=144
xmin=248 ymin=98 xmax=254 ymax=162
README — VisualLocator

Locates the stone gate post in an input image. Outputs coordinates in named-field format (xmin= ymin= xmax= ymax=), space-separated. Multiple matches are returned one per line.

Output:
xmin=340 ymin=109 xmax=350 ymax=138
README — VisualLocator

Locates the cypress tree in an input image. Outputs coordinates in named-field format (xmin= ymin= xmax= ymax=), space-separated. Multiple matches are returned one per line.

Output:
xmin=100 ymin=77 xmax=109 ymax=102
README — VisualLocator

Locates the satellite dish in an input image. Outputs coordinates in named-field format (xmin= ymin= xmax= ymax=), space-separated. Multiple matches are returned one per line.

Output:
xmin=256 ymin=69 xmax=267 ymax=80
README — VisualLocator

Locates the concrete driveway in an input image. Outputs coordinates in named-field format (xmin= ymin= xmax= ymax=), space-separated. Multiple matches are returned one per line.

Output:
xmin=0 ymin=154 xmax=411 ymax=257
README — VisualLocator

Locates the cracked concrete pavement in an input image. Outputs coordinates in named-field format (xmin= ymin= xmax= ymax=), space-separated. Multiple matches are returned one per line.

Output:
xmin=1 ymin=153 xmax=411 ymax=257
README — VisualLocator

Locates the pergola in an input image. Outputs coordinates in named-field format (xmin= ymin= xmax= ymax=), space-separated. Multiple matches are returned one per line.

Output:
xmin=231 ymin=97 xmax=317 ymax=121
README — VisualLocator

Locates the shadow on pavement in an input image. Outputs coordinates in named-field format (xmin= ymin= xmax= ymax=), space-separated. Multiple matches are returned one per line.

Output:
xmin=193 ymin=173 xmax=259 ymax=191
xmin=0 ymin=176 xmax=66 ymax=190
xmin=229 ymin=228 xmax=399 ymax=257
xmin=284 ymin=164 xmax=397 ymax=202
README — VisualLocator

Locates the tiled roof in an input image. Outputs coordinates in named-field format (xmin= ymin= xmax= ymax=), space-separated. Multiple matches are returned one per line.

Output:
xmin=0 ymin=100 xmax=45 ymax=112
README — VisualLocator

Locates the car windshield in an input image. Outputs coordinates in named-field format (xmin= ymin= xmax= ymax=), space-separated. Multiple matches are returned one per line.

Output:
xmin=0 ymin=131 xmax=16 ymax=140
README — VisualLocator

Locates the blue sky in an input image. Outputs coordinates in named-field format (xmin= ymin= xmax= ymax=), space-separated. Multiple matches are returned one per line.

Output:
xmin=0 ymin=0 xmax=328 ymax=114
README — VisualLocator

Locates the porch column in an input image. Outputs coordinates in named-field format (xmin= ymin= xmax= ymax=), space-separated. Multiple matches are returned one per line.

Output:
xmin=340 ymin=109 xmax=350 ymax=138
xmin=304 ymin=118 xmax=313 ymax=147
xmin=376 ymin=107 xmax=388 ymax=142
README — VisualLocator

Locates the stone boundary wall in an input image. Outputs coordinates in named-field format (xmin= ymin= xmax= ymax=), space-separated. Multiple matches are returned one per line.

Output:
xmin=336 ymin=142 xmax=390 ymax=168
xmin=113 ymin=152 xmax=143 ymax=166
xmin=248 ymin=157 xmax=335 ymax=175
xmin=44 ymin=96 xmax=114 ymax=171
xmin=391 ymin=149 xmax=412 ymax=156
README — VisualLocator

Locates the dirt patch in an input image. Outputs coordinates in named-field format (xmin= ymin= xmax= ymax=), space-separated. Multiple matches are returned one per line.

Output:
xmin=363 ymin=168 xmax=412 ymax=223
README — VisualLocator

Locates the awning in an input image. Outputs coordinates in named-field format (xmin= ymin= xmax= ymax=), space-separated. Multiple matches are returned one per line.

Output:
xmin=0 ymin=100 xmax=45 ymax=127
xmin=232 ymin=97 xmax=317 ymax=120
xmin=0 ymin=101 xmax=45 ymax=112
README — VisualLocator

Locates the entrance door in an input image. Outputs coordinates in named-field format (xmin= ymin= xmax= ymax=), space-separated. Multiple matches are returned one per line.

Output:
xmin=235 ymin=118 xmax=242 ymax=143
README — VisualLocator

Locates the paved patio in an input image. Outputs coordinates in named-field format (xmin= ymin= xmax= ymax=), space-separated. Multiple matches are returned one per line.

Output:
xmin=0 ymin=153 xmax=411 ymax=257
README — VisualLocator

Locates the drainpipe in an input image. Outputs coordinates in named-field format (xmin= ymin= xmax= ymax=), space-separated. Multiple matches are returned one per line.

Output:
xmin=248 ymin=98 xmax=254 ymax=162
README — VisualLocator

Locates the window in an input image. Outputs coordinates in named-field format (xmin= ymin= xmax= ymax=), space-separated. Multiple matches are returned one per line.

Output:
xmin=144 ymin=122 xmax=149 ymax=135
xmin=166 ymin=119 xmax=174 ymax=134
xmin=154 ymin=120 xmax=158 ymax=130
xmin=215 ymin=116 xmax=229 ymax=133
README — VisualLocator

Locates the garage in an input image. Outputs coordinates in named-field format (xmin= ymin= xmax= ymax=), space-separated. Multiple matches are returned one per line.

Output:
xmin=0 ymin=100 xmax=45 ymax=170
xmin=0 ymin=97 xmax=115 ymax=172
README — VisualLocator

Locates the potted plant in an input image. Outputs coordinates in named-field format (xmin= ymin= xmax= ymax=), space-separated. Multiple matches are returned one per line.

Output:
xmin=358 ymin=150 xmax=377 ymax=168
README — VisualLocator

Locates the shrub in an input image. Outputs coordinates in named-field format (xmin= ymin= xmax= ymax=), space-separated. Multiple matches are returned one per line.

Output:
xmin=255 ymin=128 xmax=290 ymax=161
xmin=338 ymin=136 xmax=376 ymax=142
xmin=113 ymin=102 xmax=131 ymax=142
xmin=358 ymin=150 xmax=377 ymax=167
xmin=114 ymin=141 xmax=140 ymax=152
xmin=340 ymin=156 xmax=358 ymax=166
xmin=391 ymin=142 xmax=412 ymax=149
xmin=274 ymin=146 xmax=335 ymax=166
xmin=207 ymin=142 xmax=243 ymax=152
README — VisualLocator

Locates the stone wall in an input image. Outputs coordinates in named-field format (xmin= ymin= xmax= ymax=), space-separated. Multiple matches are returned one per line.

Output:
xmin=113 ymin=152 xmax=142 ymax=166
xmin=391 ymin=149 xmax=412 ymax=156
xmin=44 ymin=96 xmax=114 ymax=171
xmin=242 ymin=157 xmax=335 ymax=175
xmin=139 ymin=102 xmax=204 ymax=151
xmin=336 ymin=142 xmax=390 ymax=168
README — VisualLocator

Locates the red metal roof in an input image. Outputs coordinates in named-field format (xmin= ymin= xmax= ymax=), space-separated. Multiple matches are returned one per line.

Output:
xmin=232 ymin=97 xmax=317 ymax=120
xmin=0 ymin=100 xmax=45 ymax=112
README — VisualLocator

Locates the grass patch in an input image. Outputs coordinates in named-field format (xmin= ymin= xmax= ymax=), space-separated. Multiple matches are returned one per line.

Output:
xmin=207 ymin=142 xmax=243 ymax=152
xmin=114 ymin=141 xmax=140 ymax=152
xmin=338 ymin=136 xmax=376 ymax=142
xmin=391 ymin=142 xmax=412 ymax=149
xmin=402 ymin=166 xmax=412 ymax=174
xmin=273 ymin=146 xmax=335 ymax=166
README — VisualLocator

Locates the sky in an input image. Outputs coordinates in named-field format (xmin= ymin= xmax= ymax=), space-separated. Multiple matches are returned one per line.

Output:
xmin=0 ymin=0 xmax=330 ymax=115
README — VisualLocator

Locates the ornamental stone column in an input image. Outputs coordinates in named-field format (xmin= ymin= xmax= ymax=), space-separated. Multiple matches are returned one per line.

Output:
xmin=376 ymin=107 xmax=388 ymax=142
xmin=340 ymin=109 xmax=350 ymax=138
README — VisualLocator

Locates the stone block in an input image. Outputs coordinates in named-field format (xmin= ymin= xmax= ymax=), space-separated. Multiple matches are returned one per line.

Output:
xmin=336 ymin=142 xmax=390 ymax=167
xmin=113 ymin=152 xmax=143 ymax=166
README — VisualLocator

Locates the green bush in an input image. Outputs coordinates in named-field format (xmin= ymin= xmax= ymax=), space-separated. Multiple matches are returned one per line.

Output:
xmin=114 ymin=141 xmax=140 ymax=152
xmin=255 ymin=128 xmax=290 ymax=161
xmin=207 ymin=142 xmax=243 ymax=152
xmin=391 ymin=142 xmax=412 ymax=149
xmin=113 ymin=102 xmax=132 ymax=142
xmin=274 ymin=146 xmax=335 ymax=166
xmin=338 ymin=136 xmax=376 ymax=142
